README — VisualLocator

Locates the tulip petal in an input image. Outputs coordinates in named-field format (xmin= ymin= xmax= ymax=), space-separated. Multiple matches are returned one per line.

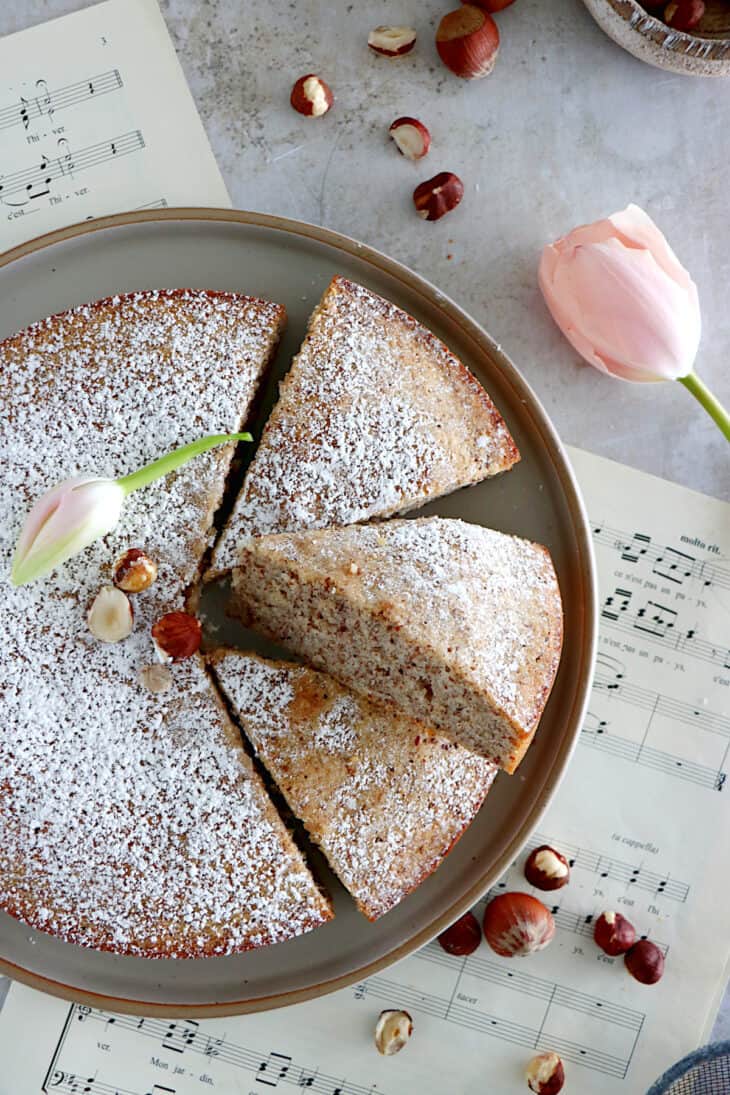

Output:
xmin=11 ymin=478 xmax=125 ymax=586
xmin=567 ymin=240 xmax=700 ymax=380
xmin=539 ymin=232 xmax=701 ymax=383
xmin=609 ymin=204 xmax=697 ymax=294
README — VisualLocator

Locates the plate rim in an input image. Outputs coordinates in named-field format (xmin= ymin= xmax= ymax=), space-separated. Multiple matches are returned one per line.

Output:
xmin=0 ymin=207 xmax=598 ymax=1016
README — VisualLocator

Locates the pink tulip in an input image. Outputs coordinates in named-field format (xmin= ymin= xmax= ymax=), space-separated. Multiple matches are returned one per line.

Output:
xmin=539 ymin=203 xmax=729 ymax=440
xmin=11 ymin=432 xmax=252 ymax=586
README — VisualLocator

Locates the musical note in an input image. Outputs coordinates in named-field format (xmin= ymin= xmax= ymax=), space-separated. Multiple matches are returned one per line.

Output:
xmin=36 ymin=78 xmax=53 ymax=120
xmin=256 ymin=1050 xmax=291 ymax=1087
xmin=0 ymin=70 xmax=123 ymax=132
xmin=598 ymin=590 xmax=730 ymax=670
xmin=63 ymin=1007 xmax=381 ymax=1095
xmin=0 ymin=130 xmax=144 ymax=207
xmin=601 ymin=587 xmax=632 ymax=623
xmin=57 ymin=137 xmax=74 ymax=177
xmin=592 ymin=522 xmax=729 ymax=592
xmin=161 ymin=1018 xmax=199 ymax=1054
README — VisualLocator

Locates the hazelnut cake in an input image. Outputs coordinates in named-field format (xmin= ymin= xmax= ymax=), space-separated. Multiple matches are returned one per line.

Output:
xmin=0 ymin=289 xmax=333 ymax=957
xmin=210 ymin=650 xmax=498 ymax=920
xmin=209 ymin=275 xmax=519 ymax=575
xmin=230 ymin=517 xmax=563 ymax=773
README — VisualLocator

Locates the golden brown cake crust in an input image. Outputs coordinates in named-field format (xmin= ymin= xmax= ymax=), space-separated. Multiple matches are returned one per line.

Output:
xmin=0 ymin=288 xmax=333 ymax=957
xmin=230 ymin=517 xmax=563 ymax=773
xmin=211 ymin=275 xmax=519 ymax=573
xmin=210 ymin=650 xmax=498 ymax=920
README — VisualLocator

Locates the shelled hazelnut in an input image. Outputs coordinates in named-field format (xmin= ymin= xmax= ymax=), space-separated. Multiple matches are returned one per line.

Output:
xmin=151 ymin=611 xmax=202 ymax=662
xmin=87 ymin=586 xmax=134 ymax=643
xmin=413 ymin=173 xmax=464 ymax=221
xmin=524 ymin=845 xmax=570 ymax=891
xmin=112 ymin=547 xmax=157 ymax=593
xmin=625 ymin=940 xmax=665 ymax=984
xmin=374 ymin=1009 xmax=413 ymax=1055
xmin=593 ymin=911 xmax=636 ymax=957
xmin=290 ymin=75 xmax=334 ymax=118
xmin=438 ymin=911 xmax=482 ymax=956
xmin=526 ymin=1052 xmax=565 ymax=1094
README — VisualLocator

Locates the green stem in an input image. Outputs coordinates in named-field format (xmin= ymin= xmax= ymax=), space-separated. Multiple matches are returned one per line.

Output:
xmin=679 ymin=374 xmax=730 ymax=443
xmin=117 ymin=433 xmax=252 ymax=495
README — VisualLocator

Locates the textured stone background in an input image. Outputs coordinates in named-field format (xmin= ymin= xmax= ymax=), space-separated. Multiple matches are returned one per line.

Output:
xmin=1 ymin=0 xmax=729 ymax=1041
xmin=3 ymin=0 xmax=730 ymax=498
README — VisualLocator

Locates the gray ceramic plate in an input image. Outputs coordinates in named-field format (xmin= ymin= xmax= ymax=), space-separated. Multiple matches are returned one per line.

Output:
xmin=0 ymin=209 xmax=597 ymax=1017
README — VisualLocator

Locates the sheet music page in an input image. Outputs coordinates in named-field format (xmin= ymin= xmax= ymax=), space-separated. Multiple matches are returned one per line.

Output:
xmin=0 ymin=0 xmax=229 ymax=251
xmin=0 ymin=446 xmax=728 ymax=1094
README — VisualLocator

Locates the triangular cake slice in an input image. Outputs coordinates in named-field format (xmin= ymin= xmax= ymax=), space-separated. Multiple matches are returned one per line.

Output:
xmin=210 ymin=650 xmax=497 ymax=920
xmin=210 ymin=276 xmax=519 ymax=574
xmin=0 ymin=289 xmax=333 ymax=957
xmin=230 ymin=517 xmax=563 ymax=773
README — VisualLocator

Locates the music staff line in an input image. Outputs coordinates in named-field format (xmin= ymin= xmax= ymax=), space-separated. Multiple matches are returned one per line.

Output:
xmin=525 ymin=832 xmax=690 ymax=903
xmin=581 ymin=652 xmax=730 ymax=792
xmin=582 ymin=717 xmax=726 ymax=793
xmin=592 ymin=523 xmax=729 ymax=593
xmin=0 ymin=129 xmax=145 ymax=203
xmin=594 ymin=653 xmax=730 ymax=741
xmin=600 ymin=587 xmax=730 ymax=671
xmin=0 ymin=70 xmax=123 ymax=132
xmin=365 ymin=957 xmax=642 ymax=1080
xmin=47 ymin=1071 xmax=171 ymax=1095
xmin=71 ymin=1007 xmax=377 ymax=1095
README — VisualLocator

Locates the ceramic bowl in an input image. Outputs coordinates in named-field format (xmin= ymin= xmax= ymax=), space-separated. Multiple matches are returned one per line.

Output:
xmin=583 ymin=0 xmax=730 ymax=75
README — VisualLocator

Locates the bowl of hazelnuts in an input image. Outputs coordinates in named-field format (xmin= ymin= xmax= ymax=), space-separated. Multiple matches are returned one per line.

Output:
xmin=582 ymin=0 xmax=730 ymax=75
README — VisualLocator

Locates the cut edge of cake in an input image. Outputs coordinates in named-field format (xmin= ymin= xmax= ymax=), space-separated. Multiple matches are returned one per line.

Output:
xmin=228 ymin=517 xmax=563 ymax=774
xmin=0 ymin=287 xmax=339 ymax=958
xmin=208 ymin=275 xmax=520 ymax=576
xmin=209 ymin=648 xmax=498 ymax=921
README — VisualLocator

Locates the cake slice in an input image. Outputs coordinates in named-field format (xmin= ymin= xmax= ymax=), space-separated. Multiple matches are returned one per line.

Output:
xmin=210 ymin=275 xmax=519 ymax=574
xmin=0 ymin=289 xmax=333 ymax=957
xmin=210 ymin=650 xmax=498 ymax=920
xmin=230 ymin=517 xmax=563 ymax=772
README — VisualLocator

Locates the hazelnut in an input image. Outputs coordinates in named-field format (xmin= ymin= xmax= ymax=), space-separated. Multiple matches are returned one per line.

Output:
xmin=112 ymin=547 xmax=157 ymax=593
xmin=526 ymin=1052 xmax=565 ymax=1094
xmin=593 ymin=911 xmax=636 ymax=957
xmin=436 ymin=6 xmax=500 ymax=80
xmin=413 ymin=172 xmax=464 ymax=222
xmin=290 ymin=74 xmax=334 ymax=118
xmin=483 ymin=892 xmax=555 ymax=957
xmin=438 ymin=911 xmax=481 ymax=956
xmin=468 ymin=0 xmax=516 ymax=10
xmin=374 ymin=1009 xmax=413 ymax=1055
xmin=151 ymin=611 xmax=202 ymax=662
xmin=367 ymin=26 xmax=417 ymax=57
xmin=663 ymin=0 xmax=705 ymax=30
xmin=389 ymin=117 xmax=431 ymax=161
xmin=524 ymin=845 xmax=570 ymax=891
xmin=87 ymin=586 xmax=133 ymax=643
xmin=625 ymin=939 xmax=665 ymax=985
xmin=138 ymin=663 xmax=173 ymax=694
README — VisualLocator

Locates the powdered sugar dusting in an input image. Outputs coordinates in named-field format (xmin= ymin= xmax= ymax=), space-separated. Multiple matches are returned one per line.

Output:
xmin=211 ymin=652 xmax=497 ymax=920
xmin=237 ymin=517 xmax=563 ymax=752
xmin=212 ymin=276 xmax=518 ymax=571
xmin=0 ymin=289 xmax=333 ymax=957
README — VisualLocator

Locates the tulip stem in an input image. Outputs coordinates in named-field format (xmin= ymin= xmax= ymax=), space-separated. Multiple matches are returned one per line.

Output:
xmin=117 ymin=433 xmax=253 ymax=495
xmin=679 ymin=373 xmax=730 ymax=443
